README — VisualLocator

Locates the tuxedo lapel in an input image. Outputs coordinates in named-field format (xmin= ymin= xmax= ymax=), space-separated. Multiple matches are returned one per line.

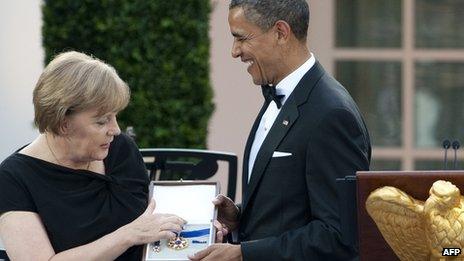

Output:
xmin=242 ymin=101 xmax=270 ymax=195
xmin=241 ymin=61 xmax=326 ymax=212
xmin=242 ymin=100 xmax=298 ymax=211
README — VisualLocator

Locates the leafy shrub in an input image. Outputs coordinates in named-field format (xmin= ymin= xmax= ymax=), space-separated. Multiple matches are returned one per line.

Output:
xmin=42 ymin=0 xmax=214 ymax=148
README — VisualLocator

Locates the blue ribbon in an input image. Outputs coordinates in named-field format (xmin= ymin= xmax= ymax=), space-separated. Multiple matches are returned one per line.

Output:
xmin=178 ymin=228 xmax=210 ymax=238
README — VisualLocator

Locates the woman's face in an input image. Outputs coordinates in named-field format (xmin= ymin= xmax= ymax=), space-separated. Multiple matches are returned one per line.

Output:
xmin=63 ymin=108 xmax=121 ymax=162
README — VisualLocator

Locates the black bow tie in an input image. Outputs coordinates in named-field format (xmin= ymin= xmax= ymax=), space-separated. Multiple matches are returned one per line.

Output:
xmin=261 ymin=85 xmax=285 ymax=109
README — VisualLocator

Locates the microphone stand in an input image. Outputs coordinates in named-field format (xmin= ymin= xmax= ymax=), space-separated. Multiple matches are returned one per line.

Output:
xmin=452 ymin=140 xmax=460 ymax=170
xmin=443 ymin=140 xmax=451 ymax=170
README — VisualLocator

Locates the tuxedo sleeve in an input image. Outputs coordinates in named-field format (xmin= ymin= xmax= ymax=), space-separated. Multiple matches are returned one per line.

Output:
xmin=240 ymin=108 xmax=370 ymax=260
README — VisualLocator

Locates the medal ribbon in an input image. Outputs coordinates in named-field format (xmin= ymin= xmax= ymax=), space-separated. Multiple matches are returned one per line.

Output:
xmin=178 ymin=228 xmax=210 ymax=238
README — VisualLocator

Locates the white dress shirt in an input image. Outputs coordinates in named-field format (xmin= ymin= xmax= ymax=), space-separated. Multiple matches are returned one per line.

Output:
xmin=247 ymin=54 xmax=316 ymax=182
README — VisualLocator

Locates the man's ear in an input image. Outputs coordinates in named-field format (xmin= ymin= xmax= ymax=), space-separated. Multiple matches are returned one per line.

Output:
xmin=274 ymin=20 xmax=291 ymax=44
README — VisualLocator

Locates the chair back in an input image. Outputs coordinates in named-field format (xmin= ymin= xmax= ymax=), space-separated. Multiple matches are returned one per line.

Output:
xmin=140 ymin=148 xmax=238 ymax=201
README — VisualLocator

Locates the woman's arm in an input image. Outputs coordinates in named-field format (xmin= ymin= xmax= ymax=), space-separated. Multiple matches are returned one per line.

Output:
xmin=0 ymin=200 xmax=184 ymax=261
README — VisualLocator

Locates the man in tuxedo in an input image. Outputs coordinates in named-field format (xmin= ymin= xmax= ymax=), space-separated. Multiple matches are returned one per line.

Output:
xmin=189 ymin=0 xmax=371 ymax=260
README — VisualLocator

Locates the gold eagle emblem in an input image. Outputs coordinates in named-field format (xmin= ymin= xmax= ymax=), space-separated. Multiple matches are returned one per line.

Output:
xmin=366 ymin=180 xmax=464 ymax=261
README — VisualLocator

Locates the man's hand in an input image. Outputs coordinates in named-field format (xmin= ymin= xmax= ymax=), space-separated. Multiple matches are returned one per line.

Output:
xmin=188 ymin=243 xmax=242 ymax=261
xmin=213 ymin=195 xmax=239 ymax=231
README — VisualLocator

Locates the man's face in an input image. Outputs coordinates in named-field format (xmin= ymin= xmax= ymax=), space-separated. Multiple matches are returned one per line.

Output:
xmin=228 ymin=7 xmax=280 ymax=85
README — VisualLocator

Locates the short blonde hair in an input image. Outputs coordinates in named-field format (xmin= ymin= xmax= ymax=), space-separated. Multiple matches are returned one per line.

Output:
xmin=33 ymin=51 xmax=130 ymax=134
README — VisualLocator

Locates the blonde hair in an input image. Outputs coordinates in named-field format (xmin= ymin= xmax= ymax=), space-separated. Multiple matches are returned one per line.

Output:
xmin=33 ymin=51 xmax=130 ymax=134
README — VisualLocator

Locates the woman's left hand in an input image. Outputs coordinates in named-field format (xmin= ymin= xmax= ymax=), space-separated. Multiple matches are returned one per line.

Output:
xmin=213 ymin=220 xmax=229 ymax=243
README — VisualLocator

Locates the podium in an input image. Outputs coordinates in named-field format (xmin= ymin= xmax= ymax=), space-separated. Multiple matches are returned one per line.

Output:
xmin=355 ymin=171 xmax=464 ymax=260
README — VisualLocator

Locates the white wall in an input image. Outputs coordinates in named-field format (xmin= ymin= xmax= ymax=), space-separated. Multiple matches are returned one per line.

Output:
xmin=0 ymin=0 xmax=43 ymax=161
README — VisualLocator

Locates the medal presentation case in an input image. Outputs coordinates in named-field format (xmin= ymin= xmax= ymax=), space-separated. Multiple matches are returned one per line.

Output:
xmin=144 ymin=181 xmax=219 ymax=261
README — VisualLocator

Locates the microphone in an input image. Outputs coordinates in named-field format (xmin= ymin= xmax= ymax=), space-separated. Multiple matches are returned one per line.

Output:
xmin=452 ymin=140 xmax=460 ymax=170
xmin=443 ymin=139 xmax=451 ymax=170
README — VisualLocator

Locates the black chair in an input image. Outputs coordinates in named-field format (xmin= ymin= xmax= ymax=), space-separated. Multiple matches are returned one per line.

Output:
xmin=140 ymin=148 xmax=238 ymax=201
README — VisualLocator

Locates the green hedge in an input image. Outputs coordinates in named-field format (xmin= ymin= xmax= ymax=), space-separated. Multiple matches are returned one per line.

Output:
xmin=42 ymin=0 xmax=214 ymax=148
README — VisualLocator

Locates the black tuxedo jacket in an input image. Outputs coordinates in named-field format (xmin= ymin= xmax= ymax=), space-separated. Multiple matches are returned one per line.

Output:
xmin=239 ymin=62 xmax=371 ymax=260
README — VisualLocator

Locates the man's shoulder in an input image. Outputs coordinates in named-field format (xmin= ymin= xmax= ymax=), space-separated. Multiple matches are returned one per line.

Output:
xmin=301 ymin=74 xmax=355 ymax=109
xmin=295 ymin=63 xmax=347 ymax=102
xmin=297 ymin=73 xmax=365 ymax=126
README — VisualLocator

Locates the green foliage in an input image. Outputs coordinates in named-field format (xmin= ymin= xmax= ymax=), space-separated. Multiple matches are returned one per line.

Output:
xmin=42 ymin=0 xmax=214 ymax=148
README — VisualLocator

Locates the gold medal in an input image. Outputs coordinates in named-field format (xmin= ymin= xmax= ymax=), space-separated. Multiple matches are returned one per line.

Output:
xmin=167 ymin=236 xmax=189 ymax=250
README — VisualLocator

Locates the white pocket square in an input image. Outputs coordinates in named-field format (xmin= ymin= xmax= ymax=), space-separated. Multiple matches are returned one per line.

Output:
xmin=272 ymin=151 xmax=292 ymax=157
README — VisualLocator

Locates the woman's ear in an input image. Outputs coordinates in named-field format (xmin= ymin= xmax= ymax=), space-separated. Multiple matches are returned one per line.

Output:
xmin=274 ymin=20 xmax=291 ymax=44
xmin=59 ymin=117 xmax=69 ymax=135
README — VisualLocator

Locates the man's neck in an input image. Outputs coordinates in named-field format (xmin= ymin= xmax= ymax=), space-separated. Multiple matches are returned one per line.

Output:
xmin=274 ymin=44 xmax=311 ymax=85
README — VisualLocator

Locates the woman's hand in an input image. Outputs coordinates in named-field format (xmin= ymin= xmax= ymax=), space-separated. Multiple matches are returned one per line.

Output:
xmin=120 ymin=199 xmax=186 ymax=246
xmin=213 ymin=219 xmax=229 ymax=243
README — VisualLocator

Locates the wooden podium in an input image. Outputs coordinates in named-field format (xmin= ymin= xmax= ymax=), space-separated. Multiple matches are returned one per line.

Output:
xmin=356 ymin=171 xmax=464 ymax=261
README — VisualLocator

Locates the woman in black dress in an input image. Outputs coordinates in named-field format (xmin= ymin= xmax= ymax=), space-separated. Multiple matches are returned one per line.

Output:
xmin=0 ymin=51 xmax=186 ymax=260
